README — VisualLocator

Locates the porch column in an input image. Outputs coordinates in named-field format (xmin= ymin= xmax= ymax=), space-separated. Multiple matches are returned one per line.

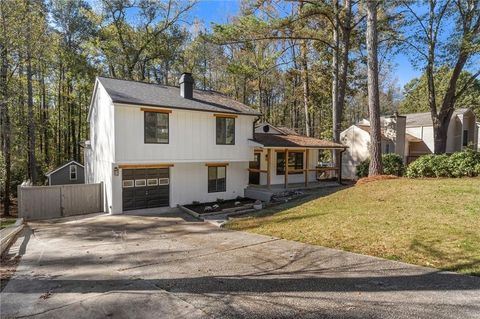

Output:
xmin=337 ymin=149 xmax=344 ymax=184
xmin=304 ymin=148 xmax=309 ymax=187
xmin=284 ymin=149 xmax=289 ymax=188
xmin=267 ymin=148 xmax=272 ymax=189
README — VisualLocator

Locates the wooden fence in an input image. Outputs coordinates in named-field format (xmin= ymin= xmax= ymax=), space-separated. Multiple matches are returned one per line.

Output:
xmin=18 ymin=183 xmax=104 ymax=220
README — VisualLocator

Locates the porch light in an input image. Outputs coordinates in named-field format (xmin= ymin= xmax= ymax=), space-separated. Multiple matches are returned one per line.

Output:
xmin=113 ymin=166 xmax=119 ymax=176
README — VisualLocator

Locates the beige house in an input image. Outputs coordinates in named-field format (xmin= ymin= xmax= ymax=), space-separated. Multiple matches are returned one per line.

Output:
xmin=341 ymin=108 xmax=478 ymax=179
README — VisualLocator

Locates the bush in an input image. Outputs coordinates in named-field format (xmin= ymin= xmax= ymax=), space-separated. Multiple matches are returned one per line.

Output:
xmin=356 ymin=153 xmax=405 ymax=178
xmin=406 ymin=149 xmax=480 ymax=178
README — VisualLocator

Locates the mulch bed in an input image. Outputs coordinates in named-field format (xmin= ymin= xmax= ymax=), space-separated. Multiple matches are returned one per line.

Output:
xmin=184 ymin=198 xmax=255 ymax=215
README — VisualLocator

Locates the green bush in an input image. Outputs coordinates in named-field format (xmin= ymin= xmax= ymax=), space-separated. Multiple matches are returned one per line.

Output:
xmin=356 ymin=153 xmax=405 ymax=178
xmin=406 ymin=149 xmax=480 ymax=178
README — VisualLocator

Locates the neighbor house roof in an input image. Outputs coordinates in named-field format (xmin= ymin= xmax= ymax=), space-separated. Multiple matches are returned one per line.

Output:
xmin=405 ymin=108 xmax=470 ymax=127
xmin=97 ymin=77 xmax=261 ymax=116
xmin=253 ymin=133 xmax=346 ymax=149
xmin=46 ymin=160 xmax=84 ymax=176
xmin=357 ymin=125 xmax=392 ymax=141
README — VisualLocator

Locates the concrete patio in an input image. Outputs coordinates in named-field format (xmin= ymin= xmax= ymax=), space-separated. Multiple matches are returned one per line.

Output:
xmin=1 ymin=211 xmax=479 ymax=319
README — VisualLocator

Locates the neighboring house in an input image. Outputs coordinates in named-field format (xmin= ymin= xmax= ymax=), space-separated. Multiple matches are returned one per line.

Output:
xmin=46 ymin=160 xmax=85 ymax=185
xmin=85 ymin=73 xmax=346 ymax=214
xmin=341 ymin=109 xmax=478 ymax=179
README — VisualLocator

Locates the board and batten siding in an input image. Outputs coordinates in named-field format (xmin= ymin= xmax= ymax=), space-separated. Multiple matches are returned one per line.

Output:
xmin=114 ymin=104 xmax=256 ymax=163
xmin=49 ymin=163 xmax=85 ymax=185
xmin=86 ymin=81 xmax=115 ymax=213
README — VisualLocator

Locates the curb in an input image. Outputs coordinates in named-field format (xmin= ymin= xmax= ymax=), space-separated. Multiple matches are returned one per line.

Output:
xmin=0 ymin=218 xmax=25 ymax=257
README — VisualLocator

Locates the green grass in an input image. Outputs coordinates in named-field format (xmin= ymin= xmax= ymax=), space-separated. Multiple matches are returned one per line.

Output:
xmin=227 ymin=178 xmax=480 ymax=276
xmin=0 ymin=218 xmax=17 ymax=229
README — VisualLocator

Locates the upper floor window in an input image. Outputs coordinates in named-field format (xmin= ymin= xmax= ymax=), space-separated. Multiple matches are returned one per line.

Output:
xmin=145 ymin=111 xmax=169 ymax=144
xmin=69 ymin=165 xmax=77 ymax=180
xmin=216 ymin=117 xmax=235 ymax=145
xmin=463 ymin=130 xmax=468 ymax=147
xmin=276 ymin=151 xmax=304 ymax=175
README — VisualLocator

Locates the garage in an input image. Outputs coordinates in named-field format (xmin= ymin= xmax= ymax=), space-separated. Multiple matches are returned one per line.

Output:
xmin=122 ymin=168 xmax=170 ymax=211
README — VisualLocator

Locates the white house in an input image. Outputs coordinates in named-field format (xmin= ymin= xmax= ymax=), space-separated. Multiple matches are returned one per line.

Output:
xmin=341 ymin=109 xmax=478 ymax=179
xmin=86 ymin=74 xmax=346 ymax=214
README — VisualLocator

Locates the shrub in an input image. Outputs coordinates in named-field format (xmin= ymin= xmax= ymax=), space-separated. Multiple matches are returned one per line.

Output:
xmin=406 ymin=149 xmax=480 ymax=178
xmin=356 ymin=153 xmax=405 ymax=178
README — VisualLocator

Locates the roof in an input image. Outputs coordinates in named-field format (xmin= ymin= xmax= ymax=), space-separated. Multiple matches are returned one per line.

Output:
xmin=97 ymin=77 xmax=261 ymax=116
xmin=277 ymin=126 xmax=300 ymax=135
xmin=357 ymin=125 xmax=392 ymax=141
xmin=46 ymin=160 xmax=84 ymax=176
xmin=253 ymin=133 xmax=346 ymax=149
xmin=405 ymin=108 xmax=471 ymax=127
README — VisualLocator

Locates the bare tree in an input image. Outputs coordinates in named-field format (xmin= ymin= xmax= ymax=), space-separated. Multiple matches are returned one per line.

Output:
xmin=366 ymin=0 xmax=383 ymax=176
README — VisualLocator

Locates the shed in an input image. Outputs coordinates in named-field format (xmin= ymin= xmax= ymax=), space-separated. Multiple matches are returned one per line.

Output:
xmin=46 ymin=161 xmax=85 ymax=186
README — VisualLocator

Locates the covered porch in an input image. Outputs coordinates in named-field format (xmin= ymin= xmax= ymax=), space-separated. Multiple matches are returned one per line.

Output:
xmin=248 ymin=131 xmax=347 ymax=190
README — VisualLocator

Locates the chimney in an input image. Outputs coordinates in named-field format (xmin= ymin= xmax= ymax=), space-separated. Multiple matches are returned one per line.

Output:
xmin=179 ymin=73 xmax=194 ymax=99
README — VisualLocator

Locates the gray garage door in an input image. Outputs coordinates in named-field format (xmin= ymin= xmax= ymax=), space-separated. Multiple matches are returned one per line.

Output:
xmin=122 ymin=168 xmax=170 ymax=211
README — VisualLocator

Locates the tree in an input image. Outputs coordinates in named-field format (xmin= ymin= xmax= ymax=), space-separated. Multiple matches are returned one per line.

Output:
xmin=366 ymin=0 xmax=383 ymax=176
xmin=400 ymin=68 xmax=480 ymax=116
xmin=399 ymin=0 xmax=480 ymax=153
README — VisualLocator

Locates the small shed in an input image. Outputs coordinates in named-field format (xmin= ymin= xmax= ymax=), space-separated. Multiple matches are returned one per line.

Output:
xmin=46 ymin=160 xmax=85 ymax=186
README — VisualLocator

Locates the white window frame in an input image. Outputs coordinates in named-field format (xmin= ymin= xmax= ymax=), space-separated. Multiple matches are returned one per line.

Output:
xmin=135 ymin=179 xmax=146 ymax=187
xmin=147 ymin=178 xmax=159 ymax=186
xmin=69 ymin=165 xmax=77 ymax=181
xmin=158 ymin=178 xmax=170 ymax=185
xmin=122 ymin=180 xmax=134 ymax=188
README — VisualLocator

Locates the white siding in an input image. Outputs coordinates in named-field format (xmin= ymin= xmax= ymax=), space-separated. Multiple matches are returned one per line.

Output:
xmin=86 ymin=82 xmax=115 ymax=213
xmin=340 ymin=125 xmax=371 ymax=179
xmin=114 ymin=104 xmax=256 ymax=163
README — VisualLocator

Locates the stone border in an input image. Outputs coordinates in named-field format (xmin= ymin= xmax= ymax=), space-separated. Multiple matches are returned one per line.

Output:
xmin=0 ymin=218 xmax=25 ymax=256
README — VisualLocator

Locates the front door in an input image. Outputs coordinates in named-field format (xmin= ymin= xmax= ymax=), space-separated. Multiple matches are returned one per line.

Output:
xmin=249 ymin=153 xmax=261 ymax=184
xmin=122 ymin=168 xmax=170 ymax=211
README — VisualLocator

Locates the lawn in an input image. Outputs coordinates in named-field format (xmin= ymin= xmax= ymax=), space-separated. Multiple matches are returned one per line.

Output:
xmin=0 ymin=217 xmax=17 ymax=229
xmin=227 ymin=178 xmax=480 ymax=276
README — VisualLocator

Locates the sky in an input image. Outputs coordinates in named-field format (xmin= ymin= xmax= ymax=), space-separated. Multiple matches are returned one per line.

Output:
xmin=191 ymin=0 xmax=421 ymax=89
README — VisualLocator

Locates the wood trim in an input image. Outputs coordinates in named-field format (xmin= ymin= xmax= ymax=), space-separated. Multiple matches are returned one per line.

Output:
xmin=304 ymin=148 xmax=309 ymax=187
xmin=306 ymin=167 xmax=340 ymax=172
xmin=284 ymin=149 xmax=289 ymax=188
xmin=119 ymin=163 xmax=174 ymax=169
xmin=267 ymin=148 xmax=271 ymax=188
xmin=275 ymin=149 xmax=305 ymax=153
xmin=140 ymin=107 xmax=172 ymax=114
xmin=214 ymin=113 xmax=238 ymax=118
xmin=205 ymin=163 xmax=229 ymax=167
xmin=247 ymin=168 xmax=268 ymax=173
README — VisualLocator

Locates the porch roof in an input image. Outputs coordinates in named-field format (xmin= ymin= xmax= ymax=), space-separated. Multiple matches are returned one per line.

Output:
xmin=252 ymin=133 xmax=346 ymax=149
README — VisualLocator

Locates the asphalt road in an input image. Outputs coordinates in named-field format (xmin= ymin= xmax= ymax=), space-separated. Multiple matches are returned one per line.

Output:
xmin=1 ymin=211 xmax=479 ymax=319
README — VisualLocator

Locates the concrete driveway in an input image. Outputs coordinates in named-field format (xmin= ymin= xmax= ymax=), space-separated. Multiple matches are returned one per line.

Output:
xmin=2 ymin=211 xmax=480 ymax=319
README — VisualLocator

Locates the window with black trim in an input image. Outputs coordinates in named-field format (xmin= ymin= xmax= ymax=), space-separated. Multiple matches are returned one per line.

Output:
xmin=145 ymin=112 xmax=169 ymax=144
xmin=208 ymin=166 xmax=226 ymax=193
xmin=276 ymin=152 xmax=304 ymax=175
xmin=463 ymin=130 xmax=468 ymax=146
xmin=69 ymin=165 xmax=77 ymax=180
xmin=216 ymin=117 xmax=235 ymax=145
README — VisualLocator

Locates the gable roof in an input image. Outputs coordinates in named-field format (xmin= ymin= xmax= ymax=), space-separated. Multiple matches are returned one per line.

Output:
xmin=253 ymin=133 xmax=346 ymax=149
xmin=46 ymin=160 xmax=84 ymax=176
xmin=97 ymin=77 xmax=261 ymax=116
xmin=405 ymin=108 xmax=471 ymax=127
xmin=357 ymin=125 xmax=392 ymax=141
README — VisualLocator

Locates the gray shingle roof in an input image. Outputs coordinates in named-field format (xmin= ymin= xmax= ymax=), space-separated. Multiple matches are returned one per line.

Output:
xmin=405 ymin=108 xmax=470 ymax=127
xmin=97 ymin=77 xmax=261 ymax=116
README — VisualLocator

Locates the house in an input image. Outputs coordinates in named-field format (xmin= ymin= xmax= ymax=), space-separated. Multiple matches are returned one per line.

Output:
xmin=85 ymin=73 xmax=346 ymax=214
xmin=45 ymin=160 xmax=85 ymax=185
xmin=341 ymin=109 xmax=478 ymax=179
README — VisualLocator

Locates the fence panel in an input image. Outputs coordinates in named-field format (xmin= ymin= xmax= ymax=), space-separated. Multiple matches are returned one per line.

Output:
xmin=18 ymin=183 xmax=103 ymax=220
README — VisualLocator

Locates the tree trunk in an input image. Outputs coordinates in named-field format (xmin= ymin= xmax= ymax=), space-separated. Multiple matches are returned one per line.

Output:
xmin=26 ymin=0 xmax=37 ymax=183
xmin=0 ymin=31 xmax=11 ymax=216
xmin=331 ymin=0 xmax=340 ymax=143
xmin=366 ymin=0 xmax=382 ymax=176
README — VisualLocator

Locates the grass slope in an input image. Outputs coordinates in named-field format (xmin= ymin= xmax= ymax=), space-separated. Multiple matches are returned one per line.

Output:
xmin=228 ymin=178 xmax=480 ymax=276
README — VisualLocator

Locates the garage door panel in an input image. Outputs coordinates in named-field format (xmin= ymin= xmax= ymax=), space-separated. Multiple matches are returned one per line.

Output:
xmin=122 ymin=168 xmax=170 ymax=211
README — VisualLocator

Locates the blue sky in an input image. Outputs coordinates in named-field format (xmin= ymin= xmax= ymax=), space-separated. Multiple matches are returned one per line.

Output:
xmin=191 ymin=0 xmax=420 ymax=88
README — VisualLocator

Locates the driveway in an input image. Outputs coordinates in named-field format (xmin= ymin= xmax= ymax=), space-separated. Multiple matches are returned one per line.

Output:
xmin=2 ymin=211 xmax=480 ymax=319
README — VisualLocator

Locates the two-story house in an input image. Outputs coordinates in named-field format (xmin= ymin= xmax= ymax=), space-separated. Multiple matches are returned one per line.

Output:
xmin=86 ymin=74 xmax=347 ymax=214
xmin=340 ymin=109 xmax=478 ymax=179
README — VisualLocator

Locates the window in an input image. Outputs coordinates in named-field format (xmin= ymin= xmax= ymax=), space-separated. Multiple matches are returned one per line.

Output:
xmin=135 ymin=179 xmax=146 ymax=187
xmin=147 ymin=178 xmax=158 ymax=186
xmin=208 ymin=166 xmax=226 ymax=193
xmin=69 ymin=165 xmax=77 ymax=180
xmin=145 ymin=112 xmax=169 ymax=144
xmin=463 ymin=130 xmax=468 ymax=147
xmin=122 ymin=180 xmax=134 ymax=188
xmin=159 ymin=178 xmax=170 ymax=185
xmin=276 ymin=152 xmax=304 ymax=175
xmin=216 ymin=117 xmax=235 ymax=145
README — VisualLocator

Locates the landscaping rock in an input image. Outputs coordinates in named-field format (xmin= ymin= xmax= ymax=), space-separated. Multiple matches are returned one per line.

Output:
xmin=204 ymin=206 xmax=213 ymax=212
